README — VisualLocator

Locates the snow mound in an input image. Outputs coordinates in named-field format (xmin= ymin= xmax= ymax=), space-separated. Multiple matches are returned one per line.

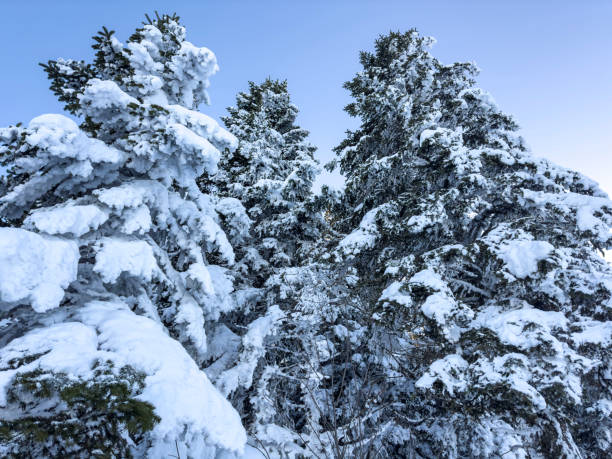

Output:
xmin=572 ymin=320 xmax=612 ymax=346
xmin=0 ymin=321 xmax=98 ymax=406
xmin=522 ymin=189 xmax=612 ymax=243
xmin=416 ymin=354 xmax=468 ymax=396
xmin=409 ymin=268 xmax=447 ymax=291
xmin=379 ymin=281 xmax=412 ymax=307
xmin=338 ymin=206 xmax=381 ymax=256
xmin=80 ymin=79 xmax=139 ymax=111
xmin=25 ymin=203 xmax=109 ymax=237
xmin=168 ymin=122 xmax=219 ymax=176
xmin=27 ymin=114 xmax=123 ymax=164
xmin=94 ymin=238 xmax=158 ymax=283
xmin=94 ymin=180 xmax=167 ymax=210
xmin=474 ymin=305 xmax=567 ymax=349
xmin=168 ymin=105 xmax=238 ymax=151
xmin=497 ymin=239 xmax=553 ymax=279
xmin=0 ymin=228 xmax=79 ymax=312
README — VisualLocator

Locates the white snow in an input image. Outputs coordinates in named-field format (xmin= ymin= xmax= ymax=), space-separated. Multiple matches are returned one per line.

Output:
xmin=338 ymin=206 xmax=381 ymax=256
xmin=522 ymin=189 xmax=612 ymax=242
xmin=407 ymin=269 xmax=473 ymax=342
xmin=27 ymin=114 xmax=123 ymax=164
xmin=473 ymin=354 xmax=546 ymax=410
xmin=203 ymin=265 xmax=236 ymax=317
xmin=216 ymin=197 xmax=251 ymax=242
xmin=94 ymin=238 xmax=158 ymax=283
xmin=473 ymin=305 xmax=567 ymax=350
xmin=591 ymin=399 xmax=612 ymax=417
xmin=168 ymin=105 xmax=238 ymax=151
xmin=25 ymin=203 xmax=108 ymax=237
xmin=0 ymin=321 xmax=99 ymax=406
xmin=120 ymin=205 xmax=152 ymax=234
xmin=379 ymin=281 xmax=412 ymax=307
xmin=419 ymin=127 xmax=446 ymax=146
xmin=571 ymin=320 xmax=612 ymax=346
xmin=170 ymin=41 xmax=218 ymax=108
xmin=216 ymin=306 xmax=283 ymax=396
xmin=80 ymin=79 xmax=139 ymax=110
xmin=185 ymin=262 xmax=215 ymax=295
xmin=241 ymin=445 xmax=266 ymax=458
xmin=408 ymin=268 xmax=447 ymax=291
xmin=497 ymin=239 xmax=553 ymax=279
xmin=0 ymin=228 xmax=79 ymax=312
xmin=199 ymin=214 xmax=236 ymax=265
xmin=79 ymin=301 xmax=246 ymax=456
xmin=174 ymin=295 xmax=207 ymax=354
xmin=420 ymin=292 xmax=455 ymax=324
xmin=94 ymin=180 xmax=167 ymax=210
xmin=242 ymin=305 xmax=283 ymax=351
xmin=405 ymin=198 xmax=447 ymax=233
xmin=416 ymin=354 xmax=468 ymax=395
xmin=168 ymin=123 xmax=220 ymax=175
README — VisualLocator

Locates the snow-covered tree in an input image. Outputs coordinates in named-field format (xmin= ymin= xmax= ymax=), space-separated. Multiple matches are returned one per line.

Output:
xmin=329 ymin=30 xmax=612 ymax=457
xmin=247 ymin=259 xmax=379 ymax=459
xmin=208 ymin=79 xmax=323 ymax=283
xmin=0 ymin=14 xmax=249 ymax=457
xmin=200 ymin=79 xmax=332 ymax=455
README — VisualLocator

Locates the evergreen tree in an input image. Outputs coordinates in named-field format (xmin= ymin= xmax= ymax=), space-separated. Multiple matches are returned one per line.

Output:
xmin=0 ymin=14 xmax=249 ymax=457
xmin=211 ymin=78 xmax=323 ymax=284
xmin=202 ymin=79 xmax=330 ymax=455
xmin=330 ymin=30 xmax=612 ymax=458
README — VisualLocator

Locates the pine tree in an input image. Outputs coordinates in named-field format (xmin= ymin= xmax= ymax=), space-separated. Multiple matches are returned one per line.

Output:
xmin=330 ymin=30 xmax=612 ymax=458
xmin=210 ymin=79 xmax=323 ymax=283
xmin=0 ymin=14 xmax=249 ymax=457
xmin=201 ymin=79 xmax=332 ymax=455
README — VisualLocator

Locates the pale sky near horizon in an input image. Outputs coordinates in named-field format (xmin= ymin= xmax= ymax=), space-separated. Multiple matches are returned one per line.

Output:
xmin=0 ymin=1 xmax=611 ymax=196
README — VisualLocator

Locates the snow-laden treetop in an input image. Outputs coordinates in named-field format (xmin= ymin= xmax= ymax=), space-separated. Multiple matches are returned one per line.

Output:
xmin=43 ymin=12 xmax=218 ymax=112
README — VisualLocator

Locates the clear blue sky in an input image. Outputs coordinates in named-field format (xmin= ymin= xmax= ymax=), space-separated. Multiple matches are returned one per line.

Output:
xmin=1 ymin=1 xmax=611 ymax=193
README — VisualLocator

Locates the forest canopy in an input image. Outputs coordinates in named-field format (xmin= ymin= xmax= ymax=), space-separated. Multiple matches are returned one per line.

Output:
xmin=0 ymin=12 xmax=611 ymax=459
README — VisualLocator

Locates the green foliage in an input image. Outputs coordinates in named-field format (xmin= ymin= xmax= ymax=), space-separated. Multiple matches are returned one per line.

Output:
xmin=39 ymin=12 xmax=185 ymax=116
xmin=129 ymin=12 xmax=183 ymax=57
xmin=38 ymin=60 xmax=96 ymax=115
xmin=223 ymin=79 xmax=291 ymax=132
xmin=0 ymin=362 xmax=159 ymax=458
